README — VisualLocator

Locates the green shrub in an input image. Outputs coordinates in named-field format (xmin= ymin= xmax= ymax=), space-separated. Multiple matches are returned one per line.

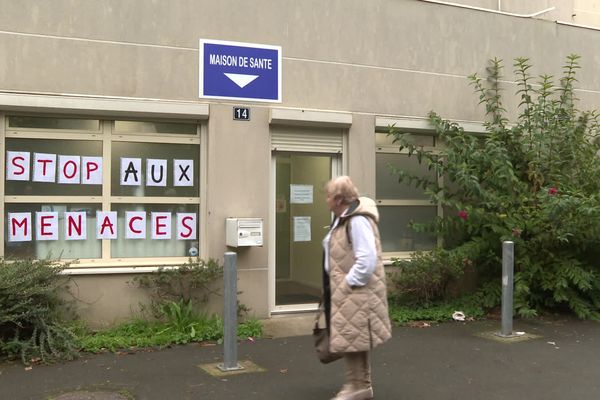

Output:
xmin=390 ymin=247 xmax=466 ymax=305
xmin=0 ymin=258 xmax=78 ymax=364
xmin=389 ymin=55 xmax=600 ymax=319
xmin=132 ymin=257 xmax=223 ymax=318
xmin=125 ymin=258 xmax=262 ymax=349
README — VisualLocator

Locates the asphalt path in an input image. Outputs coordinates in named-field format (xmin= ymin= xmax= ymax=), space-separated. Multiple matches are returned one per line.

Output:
xmin=0 ymin=316 xmax=598 ymax=400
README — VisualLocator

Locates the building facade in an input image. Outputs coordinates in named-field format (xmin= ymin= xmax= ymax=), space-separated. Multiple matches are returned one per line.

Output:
xmin=1 ymin=0 xmax=599 ymax=325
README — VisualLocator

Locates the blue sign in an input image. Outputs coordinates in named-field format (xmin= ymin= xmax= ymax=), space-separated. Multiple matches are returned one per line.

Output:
xmin=199 ymin=39 xmax=282 ymax=103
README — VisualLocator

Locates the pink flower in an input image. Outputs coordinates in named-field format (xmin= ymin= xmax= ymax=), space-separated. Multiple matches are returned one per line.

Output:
xmin=458 ymin=210 xmax=469 ymax=220
xmin=548 ymin=186 xmax=558 ymax=195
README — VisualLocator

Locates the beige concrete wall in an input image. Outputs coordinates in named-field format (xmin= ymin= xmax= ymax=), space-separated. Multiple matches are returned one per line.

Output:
xmin=63 ymin=275 xmax=149 ymax=328
xmin=205 ymin=103 xmax=271 ymax=317
xmin=64 ymin=272 xmax=237 ymax=329
xmin=2 ymin=0 xmax=600 ymax=323
xmin=348 ymin=114 xmax=377 ymax=198
xmin=0 ymin=0 xmax=599 ymax=117
xmin=574 ymin=0 xmax=600 ymax=26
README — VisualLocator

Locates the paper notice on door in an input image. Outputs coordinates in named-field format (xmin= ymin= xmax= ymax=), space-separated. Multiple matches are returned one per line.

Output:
xmin=290 ymin=184 xmax=313 ymax=204
xmin=293 ymin=216 xmax=311 ymax=242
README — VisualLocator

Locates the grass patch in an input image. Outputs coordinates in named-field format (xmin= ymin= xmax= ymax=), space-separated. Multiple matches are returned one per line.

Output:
xmin=389 ymin=295 xmax=488 ymax=325
xmin=74 ymin=316 xmax=263 ymax=353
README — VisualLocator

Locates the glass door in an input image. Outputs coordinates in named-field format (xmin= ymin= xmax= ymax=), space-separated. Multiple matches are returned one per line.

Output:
xmin=274 ymin=152 xmax=335 ymax=307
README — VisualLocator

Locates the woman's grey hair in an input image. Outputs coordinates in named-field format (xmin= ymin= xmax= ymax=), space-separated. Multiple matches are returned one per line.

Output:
xmin=325 ymin=175 xmax=359 ymax=205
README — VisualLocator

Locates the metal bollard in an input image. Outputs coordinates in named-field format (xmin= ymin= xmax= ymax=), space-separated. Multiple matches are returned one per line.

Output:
xmin=499 ymin=241 xmax=514 ymax=337
xmin=218 ymin=252 xmax=243 ymax=371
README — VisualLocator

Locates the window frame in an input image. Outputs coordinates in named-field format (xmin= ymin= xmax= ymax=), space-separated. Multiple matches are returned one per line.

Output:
xmin=375 ymin=117 xmax=486 ymax=261
xmin=375 ymin=130 xmax=440 ymax=260
xmin=1 ymin=113 xmax=206 ymax=269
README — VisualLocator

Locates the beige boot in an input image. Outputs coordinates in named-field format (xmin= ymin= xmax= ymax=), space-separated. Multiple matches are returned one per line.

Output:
xmin=331 ymin=386 xmax=373 ymax=400
xmin=330 ymin=383 xmax=353 ymax=400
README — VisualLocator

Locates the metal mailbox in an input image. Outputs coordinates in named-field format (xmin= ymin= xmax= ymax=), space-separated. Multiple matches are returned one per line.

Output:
xmin=225 ymin=218 xmax=263 ymax=247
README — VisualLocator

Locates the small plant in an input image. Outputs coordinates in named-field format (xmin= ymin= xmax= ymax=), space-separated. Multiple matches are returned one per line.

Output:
xmin=159 ymin=299 xmax=197 ymax=332
xmin=133 ymin=257 xmax=223 ymax=318
xmin=390 ymin=248 xmax=466 ymax=306
xmin=124 ymin=258 xmax=261 ymax=348
xmin=0 ymin=257 xmax=78 ymax=364
xmin=237 ymin=318 xmax=263 ymax=339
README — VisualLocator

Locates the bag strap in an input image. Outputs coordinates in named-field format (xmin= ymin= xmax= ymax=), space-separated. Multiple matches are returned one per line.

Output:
xmin=314 ymin=299 xmax=324 ymax=329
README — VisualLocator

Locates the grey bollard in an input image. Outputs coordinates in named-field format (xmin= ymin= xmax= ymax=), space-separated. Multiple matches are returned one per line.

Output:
xmin=218 ymin=252 xmax=243 ymax=371
xmin=500 ymin=241 xmax=514 ymax=337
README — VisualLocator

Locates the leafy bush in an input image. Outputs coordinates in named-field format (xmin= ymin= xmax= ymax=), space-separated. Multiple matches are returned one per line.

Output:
xmin=123 ymin=258 xmax=261 ymax=350
xmin=390 ymin=247 xmax=466 ymax=305
xmin=389 ymin=55 xmax=600 ymax=319
xmin=132 ymin=257 xmax=223 ymax=318
xmin=0 ymin=258 xmax=78 ymax=364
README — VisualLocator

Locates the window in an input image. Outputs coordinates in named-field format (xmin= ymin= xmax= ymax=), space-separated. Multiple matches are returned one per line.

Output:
xmin=2 ymin=115 xmax=202 ymax=265
xmin=8 ymin=116 xmax=100 ymax=131
xmin=114 ymin=120 xmax=197 ymax=135
xmin=375 ymin=130 xmax=438 ymax=256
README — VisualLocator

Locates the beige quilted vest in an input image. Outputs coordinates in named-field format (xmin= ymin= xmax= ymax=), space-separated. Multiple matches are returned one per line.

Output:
xmin=328 ymin=197 xmax=392 ymax=353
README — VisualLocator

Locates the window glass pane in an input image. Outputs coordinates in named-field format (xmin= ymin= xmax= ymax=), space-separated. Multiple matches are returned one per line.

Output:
xmin=5 ymin=138 xmax=103 ymax=196
xmin=111 ymin=203 xmax=199 ymax=258
xmin=378 ymin=206 xmax=437 ymax=252
xmin=114 ymin=120 xmax=197 ymax=135
xmin=375 ymin=132 xmax=434 ymax=147
xmin=4 ymin=203 xmax=102 ymax=259
xmin=111 ymin=142 xmax=199 ymax=197
xmin=376 ymin=153 xmax=436 ymax=200
xmin=8 ymin=116 xmax=99 ymax=131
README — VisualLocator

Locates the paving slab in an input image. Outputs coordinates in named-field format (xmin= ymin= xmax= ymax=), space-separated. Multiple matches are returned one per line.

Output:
xmin=51 ymin=391 xmax=132 ymax=400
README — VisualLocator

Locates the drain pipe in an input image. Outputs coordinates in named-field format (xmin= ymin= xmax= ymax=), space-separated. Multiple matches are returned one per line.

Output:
xmin=419 ymin=0 xmax=555 ymax=18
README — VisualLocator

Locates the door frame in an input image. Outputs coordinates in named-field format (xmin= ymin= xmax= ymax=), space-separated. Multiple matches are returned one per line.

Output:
xmin=268 ymin=151 xmax=343 ymax=315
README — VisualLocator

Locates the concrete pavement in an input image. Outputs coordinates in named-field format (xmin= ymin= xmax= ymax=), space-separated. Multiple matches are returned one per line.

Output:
xmin=0 ymin=316 xmax=598 ymax=400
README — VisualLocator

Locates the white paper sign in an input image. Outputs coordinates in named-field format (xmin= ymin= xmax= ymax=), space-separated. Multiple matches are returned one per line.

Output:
xmin=293 ymin=216 xmax=311 ymax=242
xmin=36 ymin=212 xmax=59 ymax=241
xmin=151 ymin=212 xmax=172 ymax=239
xmin=65 ymin=211 xmax=87 ymax=240
xmin=146 ymin=159 xmax=167 ymax=187
xmin=81 ymin=156 xmax=103 ymax=185
xmin=126 ymin=211 xmax=146 ymax=239
xmin=177 ymin=213 xmax=197 ymax=240
xmin=96 ymin=211 xmax=118 ymax=239
xmin=290 ymin=185 xmax=313 ymax=204
xmin=174 ymin=159 xmax=193 ymax=187
xmin=33 ymin=153 xmax=57 ymax=183
xmin=58 ymin=155 xmax=81 ymax=184
xmin=6 ymin=151 xmax=31 ymax=181
xmin=7 ymin=212 xmax=32 ymax=242
xmin=121 ymin=158 xmax=142 ymax=186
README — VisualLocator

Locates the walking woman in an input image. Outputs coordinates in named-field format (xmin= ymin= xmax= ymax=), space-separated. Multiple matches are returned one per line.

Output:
xmin=322 ymin=176 xmax=392 ymax=400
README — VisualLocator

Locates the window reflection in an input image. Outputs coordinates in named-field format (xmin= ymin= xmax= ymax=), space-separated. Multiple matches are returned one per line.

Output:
xmin=8 ymin=116 xmax=99 ymax=131
xmin=4 ymin=203 xmax=102 ymax=259
xmin=378 ymin=206 xmax=437 ymax=253
xmin=4 ymin=139 xmax=103 ymax=196
xmin=111 ymin=204 xmax=199 ymax=258
xmin=111 ymin=142 xmax=200 ymax=197
xmin=114 ymin=120 xmax=197 ymax=135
